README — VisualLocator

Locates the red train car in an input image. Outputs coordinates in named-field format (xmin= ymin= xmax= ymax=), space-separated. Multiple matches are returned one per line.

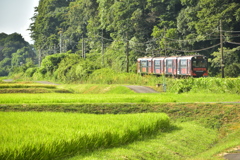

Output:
xmin=152 ymin=57 xmax=165 ymax=75
xmin=165 ymin=56 xmax=178 ymax=76
xmin=137 ymin=57 xmax=153 ymax=74
xmin=137 ymin=55 xmax=208 ymax=77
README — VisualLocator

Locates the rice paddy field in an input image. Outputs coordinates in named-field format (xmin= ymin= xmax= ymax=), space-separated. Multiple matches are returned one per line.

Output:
xmin=0 ymin=79 xmax=240 ymax=160
xmin=0 ymin=92 xmax=239 ymax=104
xmin=0 ymin=112 xmax=170 ymax=160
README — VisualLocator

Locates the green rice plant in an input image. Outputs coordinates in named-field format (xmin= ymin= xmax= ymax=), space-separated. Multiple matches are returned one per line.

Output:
xmin=0 ymin=112 xmax=170 ymax=160
xmin=0 ymin=88 xmax=52 ymax=93
xmin=0 ymin=83 xmax=56 ymax=89
xmin=0 ymin=92 xmax=239 ymax=104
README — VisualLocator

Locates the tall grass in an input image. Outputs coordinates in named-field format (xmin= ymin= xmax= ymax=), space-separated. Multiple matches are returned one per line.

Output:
xmin=0 ymin=112 xmax=170 ymax=160
xmin=86 ymin=68 xmax=160 ymax=85
xmin=85 ymin=68 xmax=240 ymax=94
xmin=167 ymin=77 xmax=240 ymax=94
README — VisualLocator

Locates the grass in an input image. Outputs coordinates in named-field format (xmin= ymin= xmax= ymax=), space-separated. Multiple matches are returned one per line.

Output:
xmin=0 ymin=103 xmax=239 ymax=159
xmin=0 ymin=112 xmax=170 ymax=160
xmin=0 ymin=83 xmax=56 ymax=89
xmin=196 ymin=129 xmax=240 ymax=159
xmin=66 ymin=122 xmax=219 ymax=160
xmin=0 ymin=82 xmax=72 ymax=93
xmin=0 ymin=92 xmax=239 ymax=104
xmin=58 ymin=84 xmax=135 ymax=94
xmin=0 ymin=78 xmax=240 ymax=159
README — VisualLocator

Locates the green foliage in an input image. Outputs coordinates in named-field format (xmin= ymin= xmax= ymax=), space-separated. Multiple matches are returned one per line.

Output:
xmin=87 ymin=68 xmax=160 ymax=85
xmin=55 ymin=54 xmax=100 ymax=83
xmin=167 ymin=77 xmax=240 ymax=94
xmin=24 ymin=67 xmax=37 ymax=77
xmin=34 ymin=52 xmax=100 ymax=82
xmin=210 ymin=47 xmax=240 ymax=77
xmin=0 ymin=58 xmax=11 ymax=76
xmin=0 ymin=112 xmax=170 ymax=160
xmin=37 ymin=53 xmax=68 ymax=79
xmin=2 ymin=103 xmax=239 ymax=159
xmin=0 ymin=33 xmax=34 ymax=76
xmin=27 ymin=0 xmax=240 ymax=77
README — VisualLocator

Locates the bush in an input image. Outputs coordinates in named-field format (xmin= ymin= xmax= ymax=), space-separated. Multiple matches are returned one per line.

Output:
xmin=167 ymin=77 xmax=240 ymax=94
xmin=24 ymin=67 xmax=37 ymax=77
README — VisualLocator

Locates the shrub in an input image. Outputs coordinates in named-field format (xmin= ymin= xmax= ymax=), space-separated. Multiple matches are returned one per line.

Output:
xmin=24 ymin=67 xmax=37 ymax=77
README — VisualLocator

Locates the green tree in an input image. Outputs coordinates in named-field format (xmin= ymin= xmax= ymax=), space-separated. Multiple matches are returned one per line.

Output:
xmin=210 ymin=47 xmax=240 ymax=77
xmin=0 ymin=33 xmax=34 ymax=76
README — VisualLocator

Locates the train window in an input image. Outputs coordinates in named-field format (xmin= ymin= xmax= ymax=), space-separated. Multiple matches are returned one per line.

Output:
xmin=166 ymin=60 xmax=172 ymax=67
xmin=154 ymin=60 xmax=160 ymax=68
xmin=192 ymin=59 xmax=207 ymax=68
xmin=141 ymin=61 xmax=147 ymax=67
xmin=180 ymin=60 xmax=187 ymax=68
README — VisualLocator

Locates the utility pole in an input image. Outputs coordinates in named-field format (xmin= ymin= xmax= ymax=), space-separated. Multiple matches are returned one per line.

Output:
xmin=38 ymin=48 xmax=41 ymax=67
xmin=164 ymin=27 xmax=167 ymax=56
xmin=125 ymin=32 xmax=129 ymax=73
xmin=101 ymin=29 xmax=104 ymax=66
xmin=60 ymin=31 xmax=63 ymax=53
xmin=82 ymin=34 xmax=85 ymax=58
xmin=125 ymin=0 xmax=130 ymax=73
xmin=220 ymin=20 xmax=224 ymax=78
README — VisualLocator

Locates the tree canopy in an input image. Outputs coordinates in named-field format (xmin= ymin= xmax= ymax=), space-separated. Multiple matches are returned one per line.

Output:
xmin=28 ymin=0 xmax=240 ymax=77
xmin=0 ymin=33 xmax=35 ymax=76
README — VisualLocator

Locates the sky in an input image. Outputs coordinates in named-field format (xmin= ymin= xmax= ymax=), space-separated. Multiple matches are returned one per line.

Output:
xmin=0 ymin=0 xmax=39 ymax=44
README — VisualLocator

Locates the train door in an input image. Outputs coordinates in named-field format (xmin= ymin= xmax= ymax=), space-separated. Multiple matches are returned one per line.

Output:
xmin=179 ymin=59 xmax=187 ymax=75
xmin=148 ymin=60 xmax=152 ymax=73
xmin=140 ymin=60 xmax=147 ymax=73
xmin=166 ymin=60 xmax=172 ymax=74
xmin=154 ymin=60 xmax=161 ymax=74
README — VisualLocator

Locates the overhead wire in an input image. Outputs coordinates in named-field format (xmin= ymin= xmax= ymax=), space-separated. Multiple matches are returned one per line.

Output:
xmin=166 ymin=43 xmax=221 ymax=53
xmin=51 ymin=28 xmax=240 ymax=54
xmin=221 ymin=30 xmax=240 ymax=33
xmin=226 ymin=41 xmax=240 ymax=45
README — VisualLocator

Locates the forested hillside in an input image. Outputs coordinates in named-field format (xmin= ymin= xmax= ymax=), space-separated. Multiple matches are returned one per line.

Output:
xmin=16 ymin=0 xmax=240 ymax=79
xmin=0 ymin=33 xmax=35 ymax=76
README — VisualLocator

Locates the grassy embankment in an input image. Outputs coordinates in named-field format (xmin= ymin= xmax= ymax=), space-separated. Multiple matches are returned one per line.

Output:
xmin=0 ymin=78 xmax=240 ymax=159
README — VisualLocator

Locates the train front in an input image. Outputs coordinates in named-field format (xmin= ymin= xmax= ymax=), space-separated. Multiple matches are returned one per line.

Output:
xmin=191 ymin=56 xmax=208 ymax=77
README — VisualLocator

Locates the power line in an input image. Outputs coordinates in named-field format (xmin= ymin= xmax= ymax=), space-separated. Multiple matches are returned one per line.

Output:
xmin=221 ymin=30 xmax=240 ymax=33
xmin=165 ymin=37 xmax=220 ymax=43
xmin=226 ymin=41 xmax=240 ymax=45
xmin=165 ymin=43 xmax=221 ymax=53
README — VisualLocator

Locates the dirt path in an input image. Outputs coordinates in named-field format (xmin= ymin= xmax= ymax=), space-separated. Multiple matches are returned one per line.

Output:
xmin=125 ymin=85 xmax=158 ymax=93
xmin=221 ymin=146 xmax=240 ymax=160
xmin=2 ymin=79 xmax=13 ymax=82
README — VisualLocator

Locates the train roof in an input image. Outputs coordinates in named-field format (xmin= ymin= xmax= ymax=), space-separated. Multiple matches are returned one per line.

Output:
xmin=137 ymin=57 xmax=153 ymax=60
xmin=152 ymin=57 xmax=166 ymax=60
xmin=138 ymin=55 xmax=206 ymax=61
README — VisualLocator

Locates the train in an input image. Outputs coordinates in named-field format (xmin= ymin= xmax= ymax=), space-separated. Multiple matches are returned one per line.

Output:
xmin=137 ymin=55 xmax=208 ymax=77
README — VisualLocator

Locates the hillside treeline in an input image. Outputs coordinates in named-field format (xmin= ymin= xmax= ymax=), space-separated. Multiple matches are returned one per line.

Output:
xmin=4 ymin=0 xmax=240 ymax=79
xmin=0 ymin=33 xmax=36 ymax=76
